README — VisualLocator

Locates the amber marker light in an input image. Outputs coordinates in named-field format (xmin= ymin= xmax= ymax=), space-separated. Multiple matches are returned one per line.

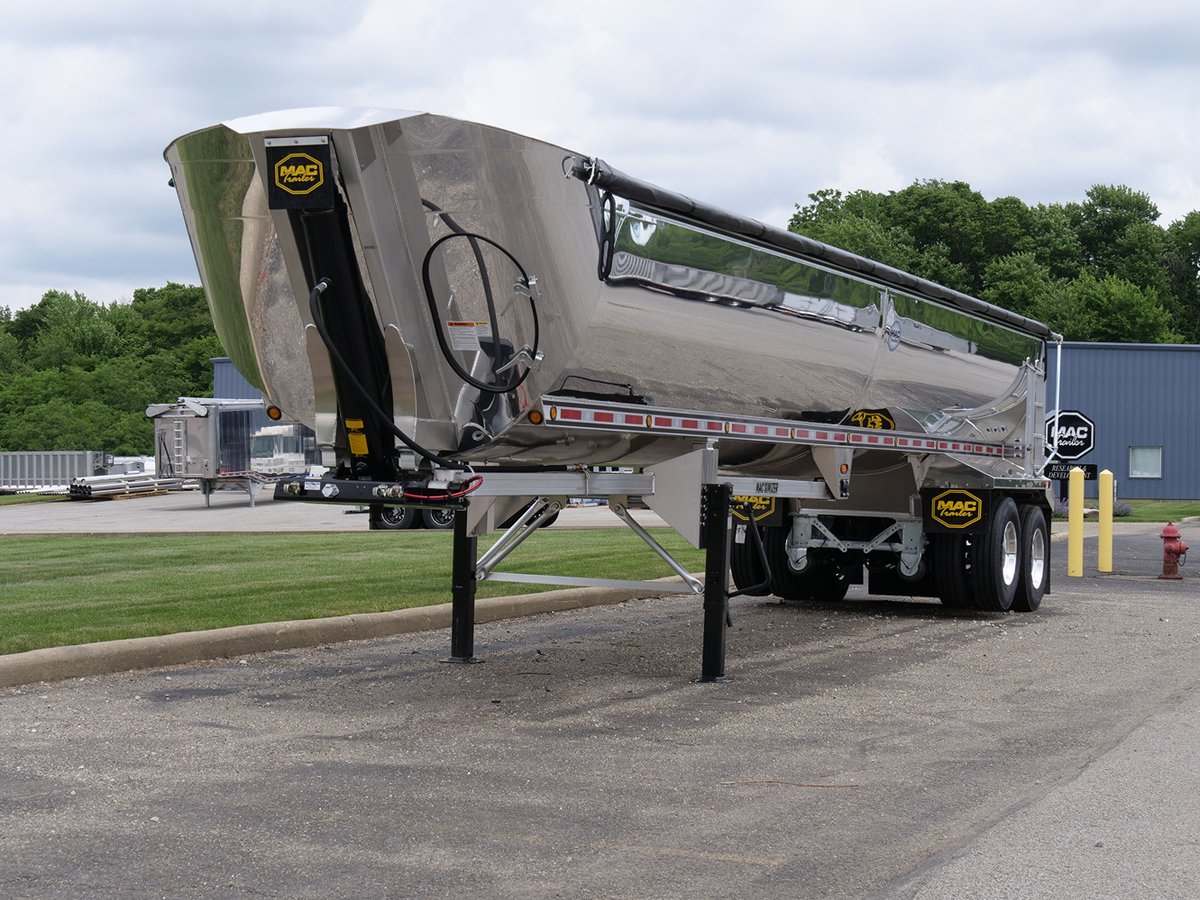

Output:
xmin=266 ymin=405 xmax=283 ymax=421
xmin=528 ymin=409 xmax=545 ymax=425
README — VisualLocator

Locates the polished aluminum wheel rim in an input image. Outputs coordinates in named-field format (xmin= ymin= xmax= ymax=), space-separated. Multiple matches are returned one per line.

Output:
xmin=1002 ymin=520 xmax=1019 ymax=586
xmin=1028 ymin=526 xmax=1046 ymax=588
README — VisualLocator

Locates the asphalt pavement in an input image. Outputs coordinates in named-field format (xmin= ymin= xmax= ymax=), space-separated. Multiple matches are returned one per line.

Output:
xmin=1 ymin=492 xmax=1198 ymax=897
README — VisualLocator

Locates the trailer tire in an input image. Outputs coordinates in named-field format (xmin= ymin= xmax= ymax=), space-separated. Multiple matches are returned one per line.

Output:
xmin=370 ymin=505 xmax=417 ymax=530
xmin=763 ymin=528 xmax=848 ymax=602
xmin=764 ymin=525 xmax=810 ymax=600
xmin=730 ymin=525 xmax=771 ymax=596
xmin=805 ymin=562 xmax=851 ymax=603
xmin=971 ymin=496 xmax=1020 ymax=612
xmin=422 ymin=508 xmax=457 ymax=530
xmin=933 ymin=533 xmax=974 ymax=608
xmin=1012 ymin=505 xmax=1048 ymax=612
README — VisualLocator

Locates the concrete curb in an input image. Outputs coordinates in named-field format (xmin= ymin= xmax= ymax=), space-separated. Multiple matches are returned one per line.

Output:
xmin=0 ymin=579 xmax=688 ymax=689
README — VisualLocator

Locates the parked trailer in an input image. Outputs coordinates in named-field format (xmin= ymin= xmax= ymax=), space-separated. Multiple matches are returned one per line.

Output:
xmin=147 ymin=398 xmax=270 ymax=506
xmin=166 ymin=109 xmax=1060 ymax=679
xmin=249 ymin=423 xmax=319 ymax=476
xmin=0 ymin=451 xmax=110 ymax=491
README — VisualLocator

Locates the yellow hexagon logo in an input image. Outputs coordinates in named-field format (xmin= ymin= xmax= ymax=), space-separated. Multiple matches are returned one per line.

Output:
xmin=930 ymin=489 xmax=983 ymax=529
xmin=273 ymin=152 xmax=324 ymax=195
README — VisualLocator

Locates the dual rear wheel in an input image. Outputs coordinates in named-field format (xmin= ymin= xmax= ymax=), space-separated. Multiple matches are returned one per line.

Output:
xmin=935 ymin=499 xmax=1047 ymax=612
xmin=731 ymin=499 xmax=1048 ymax=612
xmin=369 ymin=505 xmax=457 ymax=530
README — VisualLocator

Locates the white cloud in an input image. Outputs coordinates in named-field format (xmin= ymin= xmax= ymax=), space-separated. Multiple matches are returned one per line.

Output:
xmin=2 ymin=0 xmax=1200 ymax=312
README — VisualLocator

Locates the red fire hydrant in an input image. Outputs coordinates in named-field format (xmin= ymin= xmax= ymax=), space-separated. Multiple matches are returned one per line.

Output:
xmin=1159 ymin=523 xmax=1188 ymax=580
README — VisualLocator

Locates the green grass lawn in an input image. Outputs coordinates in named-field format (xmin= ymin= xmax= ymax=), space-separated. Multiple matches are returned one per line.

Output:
xmin=0 ymin=494 xmax=68 ymax=506
xmin=1051 ymin=497 xmax=1200 ymax=522
xmin=0 ymin=529 xmax=707 ymax=655
xmin=1120 ymin=499 xmax=1200 ymax=523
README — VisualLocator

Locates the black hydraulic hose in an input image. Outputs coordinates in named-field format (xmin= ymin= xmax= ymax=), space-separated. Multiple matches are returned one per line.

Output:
xmin=308 ymin=278 xmax=460 ymax=468
xmin=420 ymin=232 xmax=539 ymax=394
xmin=728 ymin=504 xmax=773 ymax=600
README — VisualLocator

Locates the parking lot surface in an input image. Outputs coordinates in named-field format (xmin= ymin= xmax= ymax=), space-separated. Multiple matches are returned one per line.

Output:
xmin=0 ymin=490 xmax=664 ymax=533
xmin=1 ymin=498 xmax=1198 ymax=897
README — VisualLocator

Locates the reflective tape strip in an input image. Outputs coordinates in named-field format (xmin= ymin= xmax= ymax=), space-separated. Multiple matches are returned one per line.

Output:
xmin=538 ymin=400 xmax=1014 ymax=460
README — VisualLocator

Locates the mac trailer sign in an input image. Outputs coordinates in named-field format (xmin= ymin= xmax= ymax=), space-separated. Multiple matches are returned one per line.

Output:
xmin=1046 ymin=410 xmax=1095 ymax=462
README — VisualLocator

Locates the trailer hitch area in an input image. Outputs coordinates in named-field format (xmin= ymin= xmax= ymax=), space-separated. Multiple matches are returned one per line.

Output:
xmin=275 ymin=470 xmax=482 ymax=507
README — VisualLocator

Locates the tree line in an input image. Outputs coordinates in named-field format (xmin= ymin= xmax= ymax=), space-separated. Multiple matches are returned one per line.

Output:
xmin=0 ymin=284 xmax=221 ymax=455
xmin=788 ymin=182 xmax=1200 ymax=344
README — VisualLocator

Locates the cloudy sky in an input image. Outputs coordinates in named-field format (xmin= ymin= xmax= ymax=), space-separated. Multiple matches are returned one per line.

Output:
xmin=2 ymin=0 xmax=1197 ymax=312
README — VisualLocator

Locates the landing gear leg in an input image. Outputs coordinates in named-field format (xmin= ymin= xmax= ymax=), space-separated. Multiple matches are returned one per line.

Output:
xmin=698 ymin=483 xmax=732 ymax=683
xmin=446 ymin=506 xmax=479 ymax=663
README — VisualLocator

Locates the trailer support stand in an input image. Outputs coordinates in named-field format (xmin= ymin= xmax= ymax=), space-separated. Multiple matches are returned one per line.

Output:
xmin=698 ymin=482 xmax=732 ymax=683
xmin=446 ymin=507 xmax=479 ymax=663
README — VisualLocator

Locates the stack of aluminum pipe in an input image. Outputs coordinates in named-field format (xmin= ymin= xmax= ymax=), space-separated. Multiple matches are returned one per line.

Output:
xmin=68 ymin=474 xmax=186 ymax=499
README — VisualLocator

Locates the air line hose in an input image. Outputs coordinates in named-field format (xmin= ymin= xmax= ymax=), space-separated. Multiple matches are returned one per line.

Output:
xmin=308 ymin=278 xmax=460 ymax=469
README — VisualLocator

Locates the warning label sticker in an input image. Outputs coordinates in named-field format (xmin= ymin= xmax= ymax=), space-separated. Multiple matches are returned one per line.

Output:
xmin=447 ymin=321 xmax=492 ymax=352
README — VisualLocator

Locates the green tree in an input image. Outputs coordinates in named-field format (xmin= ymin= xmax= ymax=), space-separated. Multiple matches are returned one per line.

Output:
xmin=790 ymin=188 xmax=847 ymax=227
xmin=1071 ymin=184 xmax=1160 ymax=270
xmin=1025 ymin=203 xmax=1084 ymax=281
xmin=1032 ymin=272 xmax=1178 ymax=343
xmin=913 ymin=241 xmax=972 ymax=294
xmin=886 ymin=180 xmax=989 ymax=291
xmin=1164 ymin=212 xmax=1200 ymax=341
xmin=794 ymin=213 xmax=917 ymax=272
xmin=0 ymin=283 xmax=219 ymax=454
xmin=129 ymin=283 xmax=216 ymax=347
xmin=981 ymin=252 xmax=1054 ymax=318
xmin=0 ymin=330 xmax=21 ymax=374
xmin=12 ymin=290 xmax=121 ymax=369
xmin=9 ymin=302 xmax=49 ymax=347
xmin=983 ymin=196 xmax=1036 ymax=260
xmin=789 ymin=178 xmax=1195 ymax=345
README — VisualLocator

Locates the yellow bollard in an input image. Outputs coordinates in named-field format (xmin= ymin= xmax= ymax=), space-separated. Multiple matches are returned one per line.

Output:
xmin=1068 ymin=466 xmax=1084 ymax=577
xmin=1098 ymin=469 xmax=1113 ymax=573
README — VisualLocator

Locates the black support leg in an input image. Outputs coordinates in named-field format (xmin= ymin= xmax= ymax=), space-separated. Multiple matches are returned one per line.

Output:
xmin=698 ymin=482 xmax=732 ymax=683
xmin=446 ymin=507 xmax=479 ymax=663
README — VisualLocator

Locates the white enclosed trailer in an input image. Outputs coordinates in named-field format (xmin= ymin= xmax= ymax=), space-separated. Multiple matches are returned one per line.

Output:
xmin=166 ymin=109 xmax=1059 ymax=679
xmin=0 ymin=451 xmax=109 ymax=491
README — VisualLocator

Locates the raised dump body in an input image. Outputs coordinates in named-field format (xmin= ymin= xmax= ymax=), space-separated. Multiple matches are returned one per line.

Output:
xmin=166 ymin=109 xmax=1059 ymax=678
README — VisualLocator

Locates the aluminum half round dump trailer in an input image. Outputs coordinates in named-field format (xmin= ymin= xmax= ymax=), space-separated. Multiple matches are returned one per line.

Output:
xmin=166 ymin=109 xmax=1060 ymax=677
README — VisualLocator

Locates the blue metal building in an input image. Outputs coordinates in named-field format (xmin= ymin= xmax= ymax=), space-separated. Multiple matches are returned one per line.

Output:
xmin=211 ymin=356 xmax=274 ymax=434
xmin=212 ymin=357 xmax=262 ymax=403
xmin=1046 ymin=342 xmax=1200 ymax=499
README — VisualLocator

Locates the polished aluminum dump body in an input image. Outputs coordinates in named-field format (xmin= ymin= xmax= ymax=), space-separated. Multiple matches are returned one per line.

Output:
xmin=165 ymin=109 xmax=1052 ymax=485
